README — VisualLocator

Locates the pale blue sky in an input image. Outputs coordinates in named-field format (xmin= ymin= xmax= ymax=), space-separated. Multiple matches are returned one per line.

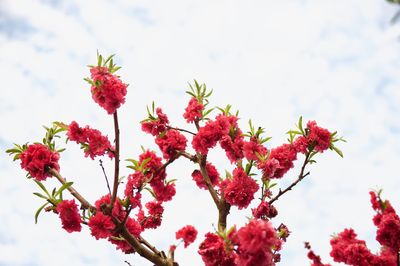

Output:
xmin=1 ymin=0 xmax=400 ymax=265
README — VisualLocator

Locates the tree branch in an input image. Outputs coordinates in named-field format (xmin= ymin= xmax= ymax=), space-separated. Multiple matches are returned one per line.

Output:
xmin=166 ymin=126 xmax=196 ymax=136
xmin=48 ymin=168 xmax=95 ymax=211
xmin=111 ymin=111 xmax=120 ymax=206
xmin=268 ymin=152 xmax=310 ymax=205
xmin=198 ymin=155 xmax=220 ymax=208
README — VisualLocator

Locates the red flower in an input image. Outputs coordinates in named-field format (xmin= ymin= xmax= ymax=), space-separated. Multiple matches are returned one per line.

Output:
xmin=56 ymin=199 xmax=82 ymax=233
xmin=258 ymin=143 xmax=297 ymax=179
xmin=191 ymin=162 xmax=220 ymax=189
xmin=138 ymin=201 xmax=164 ymax=230
xmin=232 ymin=219 xmax=281 ymax=266
xmin=192 ymin=114 xmax=232 ymax=155
xmin=94 ymin=194 xmax=125 ymax=221
xmin=88 ymin=212 xmax=114 ymax=239
xmin=151 ymin=180 xmax=176 ymax=202
xmin=141 ymin=108 xmax=169 ymax=136
xmin=198 ymin=232 xmax=236 ymax=266
xmin=175 ymin=225 xmax=198 ymax=248
xmin=252 ymin=201 xmax=278 ymax=220
xmin=220 ymin=129 xmax=244 ymax=163
xmin=183 ymin=97 xmax=204 ymax=123
xmin=19 ymin=143 xmax=60 ymax=181
xmin=376 ymin=212 xmax=400 ymax=252
xmin=155 ymin=129 xmax=187 ymax=160
xmin=294 ymin=121 xmax=331 ymax=153
xmin=89 ymin=66 xmax=128 ymax=114
xmin=243 ymin=139 xmax=268 ymax=161
xmin=67 ymin=121 xmax=114 ymax=159
xmin=220 ymin=168 xmax=259 ymax=209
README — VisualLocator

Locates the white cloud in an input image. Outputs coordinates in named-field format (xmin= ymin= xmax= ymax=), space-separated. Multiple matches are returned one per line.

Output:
xmin=1 ymin=0 xmax=400 ymax=265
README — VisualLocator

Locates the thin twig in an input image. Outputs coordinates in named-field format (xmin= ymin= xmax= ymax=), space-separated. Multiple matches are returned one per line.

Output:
xmin=268 ymin=152 xmax=311 ymax=205
xmin=166 ymin=126 xmax=196 ymax=135
xmin=124 ymin=261 xmax=133 ymax=266
xmin=111 ymin=111 xmax=120 ymax=206
xmin=99 ymin=159 xmax=112 ymax=195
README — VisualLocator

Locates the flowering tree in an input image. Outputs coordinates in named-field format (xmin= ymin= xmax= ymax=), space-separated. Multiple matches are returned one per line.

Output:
xmin=7 ymin=53 xmax=398 ymax=266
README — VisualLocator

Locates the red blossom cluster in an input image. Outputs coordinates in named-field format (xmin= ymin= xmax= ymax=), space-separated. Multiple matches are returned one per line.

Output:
xmin=192 ymin=114 xmax=237 ymax=155
xmin=56 ymin=199 xmax=82 ymax=233
xmin=89 ymin=66 xmax=128 ymax=115
xmin=88 ymin=194 xmax=142 ymax=253
xmin=326 ymin=191 xmax=400 ymax=266
xmin=19 ymin=143 xmax=60 ymax=181
xmin=294 ymin=121 xmax=331 ymax=153
xmin=175 ymin=225 xmax=198 ymax=248
xmin=191 ymin=162 xmax=220 ymax=189
xmin=183 ymin=97 xmax=204 ymax=123
xmin=198 ymin=219 xmax=282 ymax=266
xmin=252 ymin=201 xmax=278 ymax=220
xmin=141 ymin=107 xmax=169 ymax=136
xmin=155 ymin=129 xmax=187 ymax=160
xmin=67 ymin=121 xmax=114 ymax=159
xmin=305 ymin=242 xmax=331 ymax=266
xmin=142 ymin=108 xmax=188 ymax=160
xmin=220 ymin=167 xmax=259 ymax=209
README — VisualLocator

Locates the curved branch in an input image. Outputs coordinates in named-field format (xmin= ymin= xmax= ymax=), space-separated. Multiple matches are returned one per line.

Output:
xmin=48 ymin=168 xmax=95 ymax=211
xmin=268 ymin=152 xmax=310 ymax=205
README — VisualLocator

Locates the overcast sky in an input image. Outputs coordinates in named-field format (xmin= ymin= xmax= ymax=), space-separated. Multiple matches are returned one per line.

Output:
xmin=1 ymin=0 xmax=400 ymax=265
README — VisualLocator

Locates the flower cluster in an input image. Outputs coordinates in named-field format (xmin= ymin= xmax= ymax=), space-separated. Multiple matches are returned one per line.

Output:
xmin=198 ymin=219 xmax=281 ymax=266
xmin=294 ymin=121 xmax=331 ymax=153
xmin=305 ymin=242 xmax=331 ymax=266
xmin=258 ymin=143 xmax=298 ymax=179
xmin=88 ymin=194 xmax=142 ymax=253
xmin=191 ymin=162 xmax=220 ymax=189
xmin=183 ymin=97 xmax=204 ymax=123
xmin=141 ymin=107 xmax=170 ymax=136
xmin=191 ymin=114 xmax=234 ymax=155
xmin=89 ymin=66 xmax=128 ymax=114
xmin=252 ymin=201 xmax=278 ymax=220
xmin=327 ymin=192 xmax=399 ymax=266
xmin=220 ymin=167 xmax=259 ymax=209
xmin=67 ymin=121 xmax=114 ymax=159
xmin=155 ymin=129 xmax=187 ymax=160
xmin=175 ymin=225 xmax=198 ymax=248
xmin=138 ymin=201 xmax=164 ymax=229
xmin=56 ymin=199 xmax=82 ymax=233
xmin=198 ymin=232 xmax=236 ymax=266
xmin=19 ymin=143 xmax=60 ymax=181
xmin=370 ymin=191 xmax=400 ymax=252
xmin=232 ymin=219 xmax=282 ymax=266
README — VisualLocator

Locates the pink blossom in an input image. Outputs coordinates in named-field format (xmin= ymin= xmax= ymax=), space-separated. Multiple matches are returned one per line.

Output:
xmin=175 ymin=225 xmax=198 ymax=248
xmin=89 ymin=66 xmax=128 ymax=114
xmin=191 ymin=162 xmax=220 ymax=189
xmin=183 ymin=97 xmax=204 ymax=123
xmin=220 ymin=167 xmax=259 ymax=209
xmin=19 ymin=143 xmax=60 ymax=181
xmin=56 ymin=199 xmax=82 ymax=233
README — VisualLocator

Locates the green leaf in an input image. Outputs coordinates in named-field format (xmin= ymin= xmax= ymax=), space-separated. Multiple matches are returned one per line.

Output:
xmin=298 ymin=116 xmax=304 ymax=135
xmin=331 ymin=146 xmax=344 ymax=158
xmin=35 ymin=202 xmax=49 ymax=224
xmin=144 ymin=187 xmax=156 ymax=199
xmin=34 ymin=180 xmax=51 ymax=198
xmin=54 ymin=182 xmax=74 ymax=198
xmin=33 ymin=192 xmax=48 ymax=200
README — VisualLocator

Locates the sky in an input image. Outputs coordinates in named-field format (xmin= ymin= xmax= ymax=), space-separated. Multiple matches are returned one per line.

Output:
xmin=1 ymin=0 xmax=400 ymax=265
